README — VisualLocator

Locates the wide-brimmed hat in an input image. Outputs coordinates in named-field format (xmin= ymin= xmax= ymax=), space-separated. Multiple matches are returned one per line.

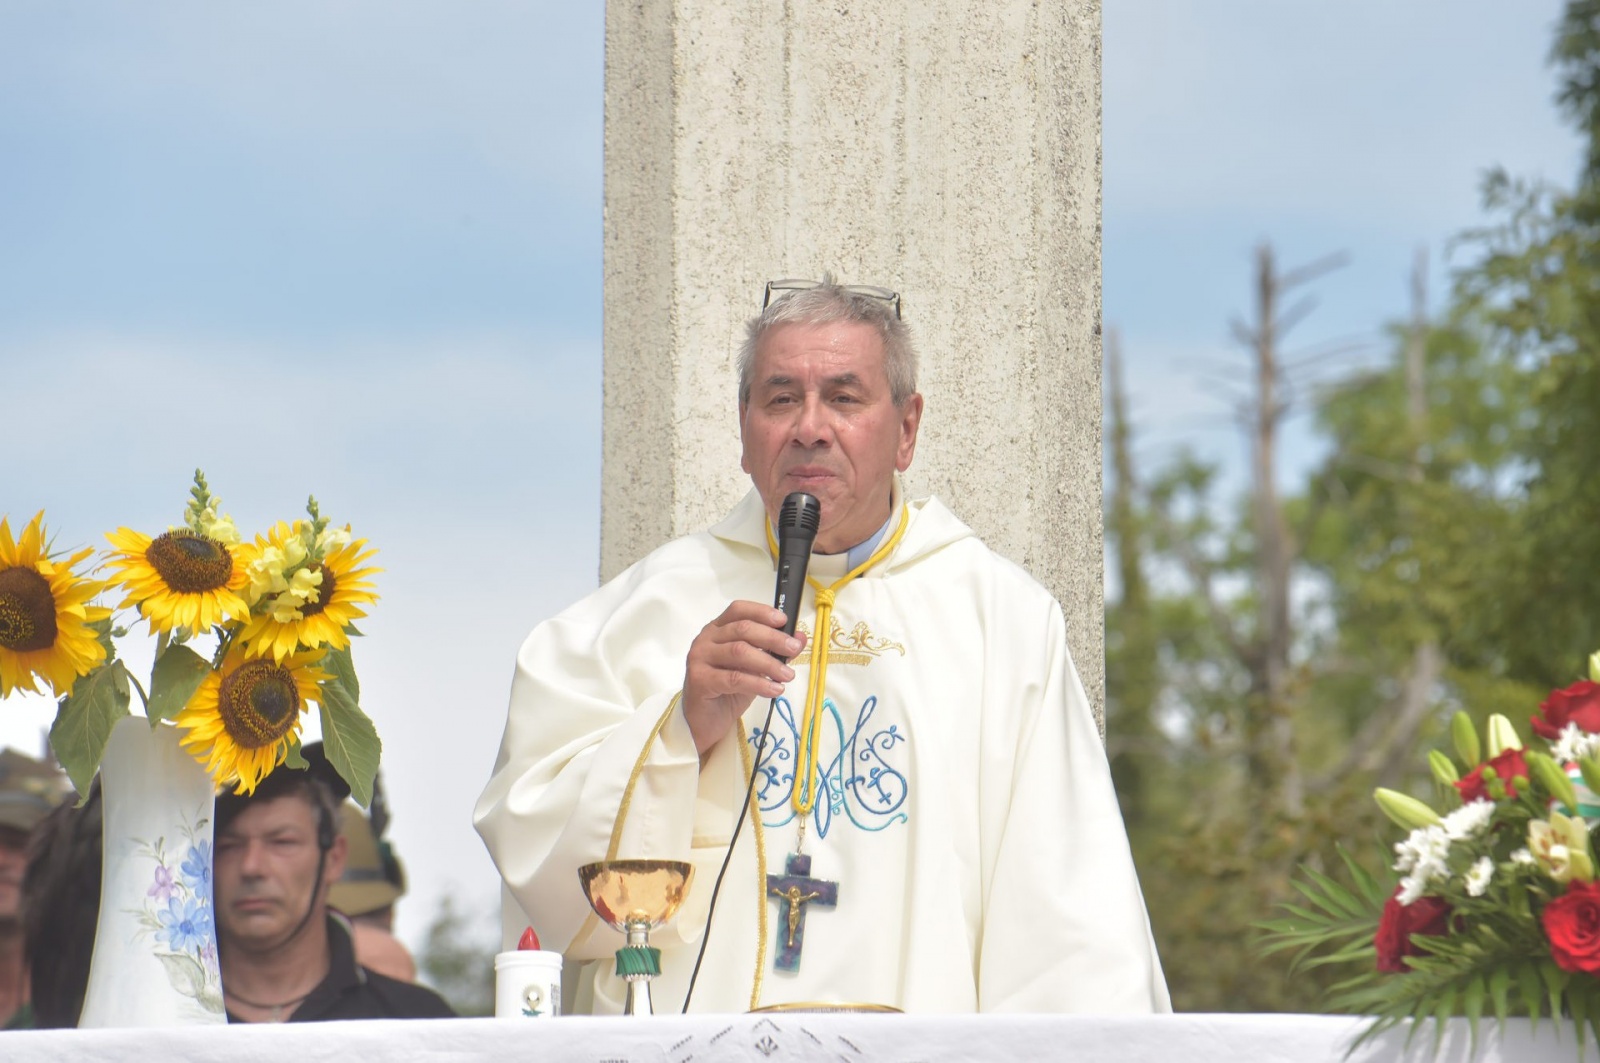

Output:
xmin=328 ymin=802 xmax=406 ymax=917
xmin=0 ymin=748 xmax=69 ymax=834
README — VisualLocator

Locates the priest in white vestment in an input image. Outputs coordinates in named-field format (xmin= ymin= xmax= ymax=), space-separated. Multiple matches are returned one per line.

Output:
xmin=475 ymin=277 xmax=1170 ymax=1014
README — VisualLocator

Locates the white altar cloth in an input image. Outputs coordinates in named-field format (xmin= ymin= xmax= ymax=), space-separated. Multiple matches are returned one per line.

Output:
xmin=0 ymin=1012 xmax=1565 ymax=1062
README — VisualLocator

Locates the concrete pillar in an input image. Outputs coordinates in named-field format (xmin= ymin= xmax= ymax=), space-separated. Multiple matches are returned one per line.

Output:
xmin=601 ymin=0 xmax=1105 ymax=720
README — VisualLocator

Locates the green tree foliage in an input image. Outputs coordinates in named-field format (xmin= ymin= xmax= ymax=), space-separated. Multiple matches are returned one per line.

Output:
xmin=1552 ymin=0 xmax=1600 ymax=182
xmin=1107 ymin=0 xmax=1600 ymax=1013
xmin=1302 ymin=317 xmax=1539 ymax=739
xmin=1105 ymin=336 xmax=1162 ymax=831
xmin=1110 ymin=303 xmax=1538 ymax=1012
xmin=415 ymin=894 xmax=497 ymax=1017
xmin=1448 ymin=0 xmax=1600 ymax=687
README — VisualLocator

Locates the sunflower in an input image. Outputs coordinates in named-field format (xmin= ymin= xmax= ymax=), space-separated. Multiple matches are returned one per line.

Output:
xmin=237 ymin=523 xmax=379 ymax=662
xmin=104 ymin=526 xmax=250 ymax=637
xmin=174 ymin=645 xmax=330 ymax=794
xmin=0 ymin=513 xmax=110 ymax=698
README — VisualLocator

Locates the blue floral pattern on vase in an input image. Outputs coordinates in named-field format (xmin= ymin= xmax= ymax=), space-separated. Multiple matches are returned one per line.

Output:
xmin=129 ymin=814 xmax=224 ymax=1013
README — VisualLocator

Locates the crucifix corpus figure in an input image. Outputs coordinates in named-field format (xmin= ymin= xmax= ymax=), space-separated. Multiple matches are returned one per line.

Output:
xmin=476 ymin=275 xmax=1172 ymax=1014
xmin=766 ymin=853 xmax=837 ymax=971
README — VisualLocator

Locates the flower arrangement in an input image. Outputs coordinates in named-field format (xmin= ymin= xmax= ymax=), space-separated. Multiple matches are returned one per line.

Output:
xmin=1261 ymin=653 xmax=1600 ymax=1056
xmin=0 ymin=470 xmax=381 ymax=804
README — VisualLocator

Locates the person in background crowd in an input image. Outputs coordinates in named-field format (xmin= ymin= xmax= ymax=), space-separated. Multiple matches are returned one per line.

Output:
xmin=214 ymin=744 xmax=453 ymax=1022
xmin=14 ymin=781 xmax=102 ymax=1029
xmin=328 ymin=799 xmax=417 ymax=983
xmin=0 ymin=749 xmax=72 ymax=1029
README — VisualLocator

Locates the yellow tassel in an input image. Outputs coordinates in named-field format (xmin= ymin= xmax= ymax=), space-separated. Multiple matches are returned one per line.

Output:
xmin=766 ymin=507 xmax=910 ymax=819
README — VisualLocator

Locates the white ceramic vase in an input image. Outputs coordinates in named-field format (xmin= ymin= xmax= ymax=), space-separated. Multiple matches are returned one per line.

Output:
xmin=78 ymin=715 xmax=225 ymax=1027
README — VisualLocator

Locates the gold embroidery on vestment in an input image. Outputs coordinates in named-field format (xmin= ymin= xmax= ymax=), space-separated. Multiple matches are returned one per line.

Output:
xmin=794 ymin=617 xmax=907 ymax=667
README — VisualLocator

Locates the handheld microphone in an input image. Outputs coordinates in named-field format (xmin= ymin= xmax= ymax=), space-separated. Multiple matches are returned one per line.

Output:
xmin=773 ymin=492 xmax=821 ymax=645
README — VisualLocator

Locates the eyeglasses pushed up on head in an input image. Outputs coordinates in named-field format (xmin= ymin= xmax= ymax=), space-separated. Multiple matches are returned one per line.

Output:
xmin=762 ymin=278 xmax=902 ymax=320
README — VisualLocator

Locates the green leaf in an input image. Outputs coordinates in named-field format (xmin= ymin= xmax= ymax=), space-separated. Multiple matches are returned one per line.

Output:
xmin=1432 ymin=990 xmax=1455 ymax=1059
xmin=1278 ymin=900 xmax=1337 ymax=925
xmin=155 ymin=952 xmax=208 ymax=999
xmin=1463 ymin=973 xmax=1485 ymax=1059
xmin=146 ymin=644 xmax=212 ymax=725
xmin=1297 ymin=867 xmax=1368 ymax=920
xmin=323 ymin=643 xmax=360 ymax=704
xmin=1403 ymin=995 xmax=1428 ymax=1052
xmin=1327 ymin=969 xmax=1384 ymax=996
xmin=1517 ymin=961 xmax=1544 ymax=1029
xmin=318 ymin=646 xmax=379 ymax=807
xmin=1572 ymin=987 xmax=1588 ymax=1053
xmin=1336 ymin=845 xmax=1387 ymax=906
xmin=1542 ymin=960 xmax=1568 ymax=1038
xmin=1580 ymin=755 xmax=1600 ymax=798
xmin=50 ymin=660 xmax=132 ymax=796
xmin=1489 ymin=965 xmax=1511 ymax=1029
xmin=283 ymin=737 xmax=308 ymax=770
xmin=88 ymin=614 xmax=118 ymax=662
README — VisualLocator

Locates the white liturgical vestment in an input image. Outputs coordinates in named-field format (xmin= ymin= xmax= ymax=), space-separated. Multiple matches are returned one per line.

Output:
xmin=474 ymin=487 xmax=1170 ymax=1014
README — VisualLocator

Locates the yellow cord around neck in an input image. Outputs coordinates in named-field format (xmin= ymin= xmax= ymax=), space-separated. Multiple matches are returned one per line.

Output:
xmin=765 ymin=505 xmax=910 ymax=821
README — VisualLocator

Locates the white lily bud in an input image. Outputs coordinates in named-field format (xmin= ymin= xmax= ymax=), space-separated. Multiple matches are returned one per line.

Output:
xmin=1486 ymin=714 xmax=1523 ymax=757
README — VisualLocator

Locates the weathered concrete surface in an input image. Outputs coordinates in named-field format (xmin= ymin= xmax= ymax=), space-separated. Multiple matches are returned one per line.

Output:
xmin=601 ymin=0 xmax=1105 ymax=721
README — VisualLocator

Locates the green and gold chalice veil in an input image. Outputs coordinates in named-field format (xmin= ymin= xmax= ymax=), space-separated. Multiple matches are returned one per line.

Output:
xmin=578 ymin=859 xmax=694 ymax=1016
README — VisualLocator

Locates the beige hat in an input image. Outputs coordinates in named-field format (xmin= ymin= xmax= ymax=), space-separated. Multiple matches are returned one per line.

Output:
xmin=328 ymin=802 xmax=406 ymax=917
xmin=0 ymin=748 xmax=69 ymax=834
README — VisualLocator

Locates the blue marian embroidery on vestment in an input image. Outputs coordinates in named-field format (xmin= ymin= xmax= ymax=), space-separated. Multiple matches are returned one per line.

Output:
xmin=749 ymin=695 xmax=909 ymax=838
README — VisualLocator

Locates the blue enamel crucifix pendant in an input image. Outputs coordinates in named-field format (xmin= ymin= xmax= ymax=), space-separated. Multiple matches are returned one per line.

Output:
xmin=766 ymin=852 xmax=838 ymax=972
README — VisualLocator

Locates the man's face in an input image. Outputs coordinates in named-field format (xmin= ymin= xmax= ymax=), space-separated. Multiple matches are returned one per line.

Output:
xmin=741 ymin=320 xmax=923 ymax=554
xmin=214 ymin=795 xmax=344 ymax=952
xmin=0 ymin=826 xmax=27 ymax=925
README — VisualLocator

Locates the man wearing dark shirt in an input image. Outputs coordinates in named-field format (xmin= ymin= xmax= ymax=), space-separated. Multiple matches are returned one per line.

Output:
xmin=214 ymin=745 xmax=453 ymax=1023
xmin=0 ymin=750 xmax=70 ymax=1029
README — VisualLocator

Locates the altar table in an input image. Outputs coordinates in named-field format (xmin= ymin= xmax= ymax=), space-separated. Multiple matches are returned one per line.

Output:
xmin=0 ymin=1012 xmax=1567 ymax=1062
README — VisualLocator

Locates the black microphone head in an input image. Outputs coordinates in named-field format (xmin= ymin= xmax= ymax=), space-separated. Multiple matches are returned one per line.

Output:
xmin=778 ymin=492 xmax=821 ymax=538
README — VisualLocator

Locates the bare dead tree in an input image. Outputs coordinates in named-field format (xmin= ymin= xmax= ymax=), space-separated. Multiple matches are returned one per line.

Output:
xmin=1232 ymin=243 xmax=1344 ymax=821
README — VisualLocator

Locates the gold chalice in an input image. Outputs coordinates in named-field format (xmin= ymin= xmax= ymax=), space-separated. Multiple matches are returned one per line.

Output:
xmin=578 ymin=859 xmax=694 ymax=1016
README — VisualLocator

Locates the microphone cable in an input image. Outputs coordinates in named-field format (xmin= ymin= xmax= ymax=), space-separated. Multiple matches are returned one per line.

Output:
xmin=680 ymin=693 xmax=779 ymax=1012
xmin=681 ymin=492 xmax=818 ymax=1012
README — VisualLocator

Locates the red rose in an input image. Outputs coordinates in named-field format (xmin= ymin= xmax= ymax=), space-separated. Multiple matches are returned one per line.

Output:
xmin=1375 ymin=889 xmax=1452 ymax=973
xmin=1453 ymin=748 xmax=1529 ymax=803
xmin=1533 ymin=681 xmax=1600 ymax=741
xmin=1543 ymin=880 xmax=1600 ymax=974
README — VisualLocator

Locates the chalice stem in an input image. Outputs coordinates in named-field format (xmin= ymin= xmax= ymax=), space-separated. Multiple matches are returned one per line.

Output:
xmin=620 ymin=922 xmax=658 ymax=1016
xmin=623 ymin=978 xmax=652 ymax=1016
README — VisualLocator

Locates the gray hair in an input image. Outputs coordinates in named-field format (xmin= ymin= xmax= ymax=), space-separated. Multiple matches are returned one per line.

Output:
xmin=738 ymin=275 xmax=918 ymax=406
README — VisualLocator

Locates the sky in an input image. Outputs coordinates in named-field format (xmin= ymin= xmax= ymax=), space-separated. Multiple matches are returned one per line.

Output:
xmin=0 ymin=1 xmax=1584 ymax=965
xmin=1105 ymin=1 xmax=1580 ymax=487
